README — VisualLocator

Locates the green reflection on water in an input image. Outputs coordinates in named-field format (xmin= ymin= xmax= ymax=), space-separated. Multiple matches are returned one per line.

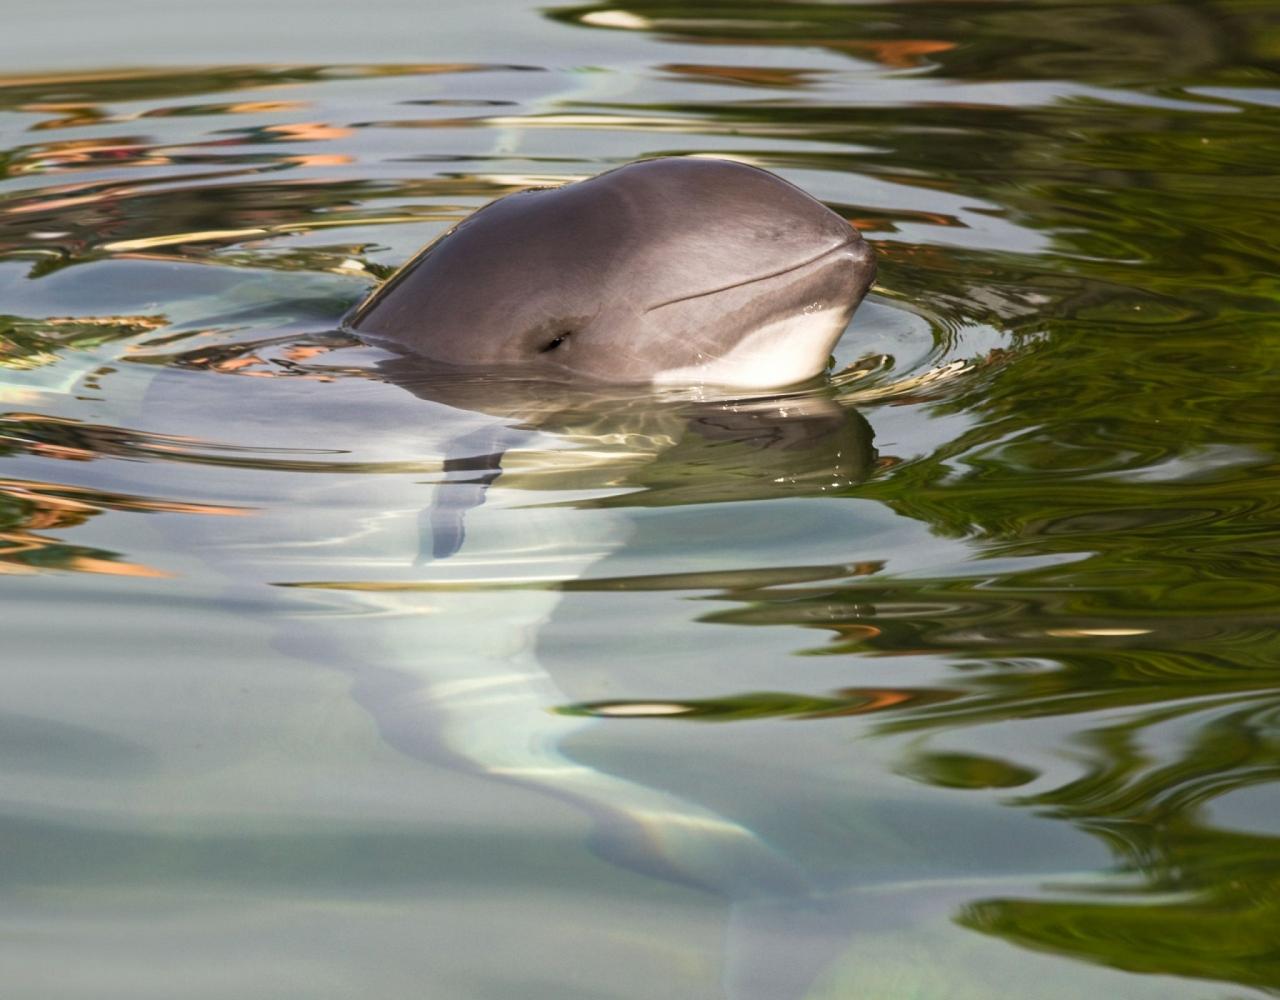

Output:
xmin=543 ymin=2 xmax=1280 ymax=993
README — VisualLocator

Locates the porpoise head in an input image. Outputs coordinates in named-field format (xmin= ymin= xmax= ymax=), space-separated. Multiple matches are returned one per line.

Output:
xmin=347 ymin=157 xmax=876 ymax=389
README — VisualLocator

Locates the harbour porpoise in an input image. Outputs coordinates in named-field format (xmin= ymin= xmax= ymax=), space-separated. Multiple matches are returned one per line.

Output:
xmin=347 ymin=156 xmax=876 ymax=388
xmin=183 ymin=157 xmax=879 ymax=996
xmin=341 ymin=160 xmax=882 ymax=997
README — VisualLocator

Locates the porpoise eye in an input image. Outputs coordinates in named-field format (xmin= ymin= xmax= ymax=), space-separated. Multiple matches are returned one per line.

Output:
xmin=540 ymin=331 xmax=572 ymax=353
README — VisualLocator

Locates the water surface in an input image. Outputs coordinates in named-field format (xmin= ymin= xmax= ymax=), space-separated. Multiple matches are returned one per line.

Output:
xmin=2 ymin=2 xmax=1279 ymax=998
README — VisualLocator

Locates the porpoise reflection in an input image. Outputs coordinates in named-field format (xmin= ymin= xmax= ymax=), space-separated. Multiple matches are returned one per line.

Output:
xmin=347 ymin=156 xmax=877 ymax=389
xmin=376 ymin=361 xmax=876 ymax=561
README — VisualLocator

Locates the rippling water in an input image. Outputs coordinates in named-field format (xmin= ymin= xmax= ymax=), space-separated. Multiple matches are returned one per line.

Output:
xmin=2 ymin=3 xmax=1279 ymax=998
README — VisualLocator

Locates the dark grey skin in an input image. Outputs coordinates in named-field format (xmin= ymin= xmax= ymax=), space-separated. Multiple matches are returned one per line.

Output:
xmin=347 ymin=157 xmax=877 ymax=388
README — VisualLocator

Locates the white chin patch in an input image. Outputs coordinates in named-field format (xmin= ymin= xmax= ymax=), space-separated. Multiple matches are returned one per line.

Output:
xmin=650 ymin=307 xmax=848 ymax=389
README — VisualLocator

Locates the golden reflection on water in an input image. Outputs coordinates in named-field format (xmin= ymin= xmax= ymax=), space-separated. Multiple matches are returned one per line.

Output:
xmin=0 ymin=476 xmax=248 ymax=576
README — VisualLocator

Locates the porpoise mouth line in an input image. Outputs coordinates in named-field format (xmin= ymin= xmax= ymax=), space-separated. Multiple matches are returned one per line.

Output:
xmin=643 ymin=234 xmax=861 ymax=314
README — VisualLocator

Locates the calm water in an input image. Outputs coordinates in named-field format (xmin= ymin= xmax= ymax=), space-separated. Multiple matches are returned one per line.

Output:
xmin=2 ymin=2 xmax=1279 ymax=998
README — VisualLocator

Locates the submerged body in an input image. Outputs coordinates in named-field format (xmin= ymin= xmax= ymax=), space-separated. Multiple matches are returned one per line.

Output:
xmin=348 ymin=157 xmax=876 ymax=388
xmin=145 ymin=357 xmax=879 ymax=1000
